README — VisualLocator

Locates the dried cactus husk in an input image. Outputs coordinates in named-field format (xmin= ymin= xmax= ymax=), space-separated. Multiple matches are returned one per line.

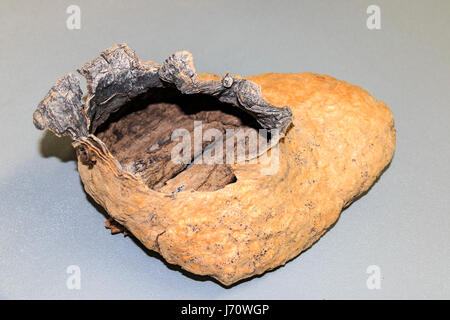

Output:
xmin=33 ymin=44 xmax=395 ymax=285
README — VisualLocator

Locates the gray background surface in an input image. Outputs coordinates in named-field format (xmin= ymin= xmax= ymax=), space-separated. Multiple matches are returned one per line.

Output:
xmin=0 ymin=0 xmax=449 ymax=299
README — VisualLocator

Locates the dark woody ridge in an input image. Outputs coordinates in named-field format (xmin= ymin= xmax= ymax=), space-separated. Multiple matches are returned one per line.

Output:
xmin=33 ymin=43 xmax=293 ymax=140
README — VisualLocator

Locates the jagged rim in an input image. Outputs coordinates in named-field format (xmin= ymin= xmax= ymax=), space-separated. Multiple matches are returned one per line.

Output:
xmin=33 ymin=43 xmax=293 ymax=140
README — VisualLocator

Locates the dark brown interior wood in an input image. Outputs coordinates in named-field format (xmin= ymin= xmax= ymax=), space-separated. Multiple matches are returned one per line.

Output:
xmin=96 ymin=88 xmax=266 ymax=193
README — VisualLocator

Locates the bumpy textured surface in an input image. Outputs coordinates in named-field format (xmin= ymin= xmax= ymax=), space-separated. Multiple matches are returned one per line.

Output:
xmin=33 ymin=44 xmax=395 ymax=285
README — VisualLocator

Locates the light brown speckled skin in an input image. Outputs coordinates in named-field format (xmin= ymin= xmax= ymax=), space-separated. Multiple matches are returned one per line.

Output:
xmin=76 ymin=72 xmax=396 ymax=286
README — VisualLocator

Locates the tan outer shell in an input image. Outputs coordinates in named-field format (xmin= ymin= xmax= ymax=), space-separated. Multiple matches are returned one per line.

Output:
xmin=77 ymin=72 xmax=396 ymax=285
